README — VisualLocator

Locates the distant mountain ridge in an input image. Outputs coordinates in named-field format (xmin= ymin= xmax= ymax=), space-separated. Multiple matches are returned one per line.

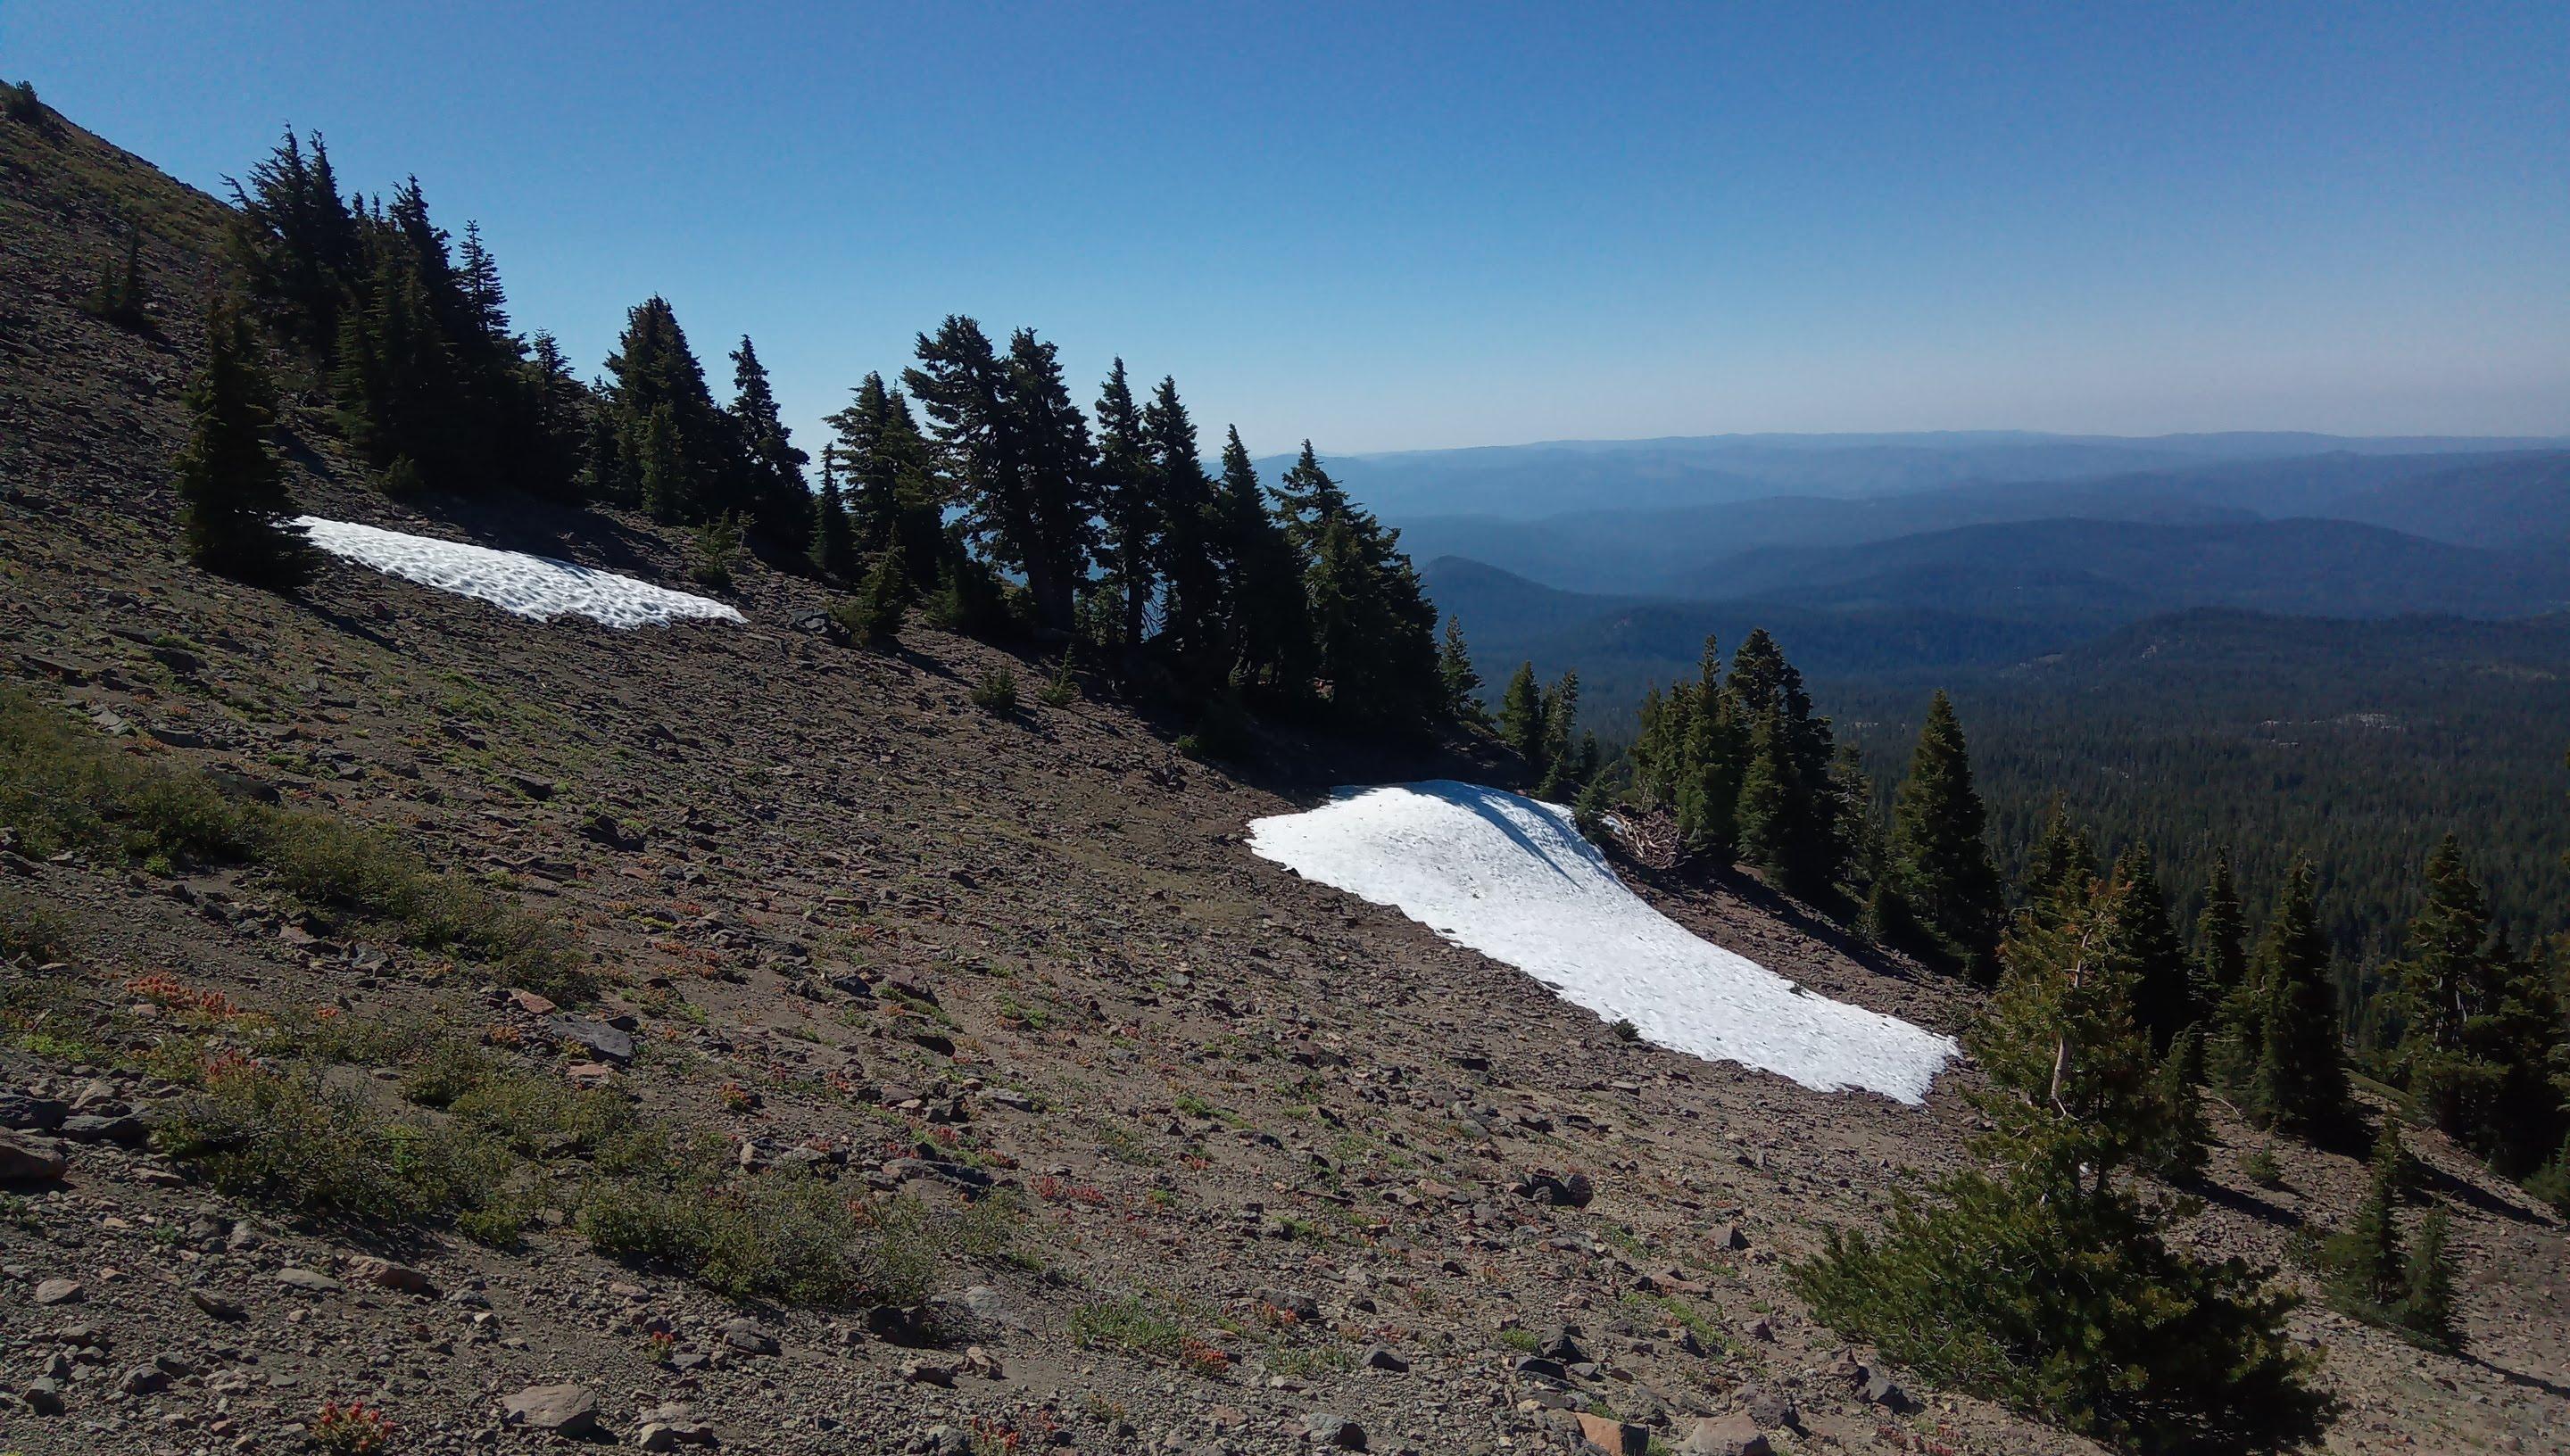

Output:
xmin=1266 ymin=431 xmax=2570 ymax=522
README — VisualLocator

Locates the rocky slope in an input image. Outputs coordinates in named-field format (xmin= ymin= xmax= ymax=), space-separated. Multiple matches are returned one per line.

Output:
xmin=2 ymin=97 xmax=2566 ymax=1456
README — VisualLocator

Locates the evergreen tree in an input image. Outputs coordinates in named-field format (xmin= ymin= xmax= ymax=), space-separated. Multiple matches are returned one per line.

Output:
xmin=809 ymin=447 xmax=857 ymax=581
xmin=1886 ymin=690 xmax=2004 ymax=975
xmin=1209 ymin=426 xmax=1314 ymax=699
xmin=1499 ymin=662 xmax=1546 ymax=776
xmin=725 ymin=335 xmax=811 ymax=542
xmin=173 ymin=302 xmax=311 ymax=589
xmin=85 ymin=222 xmax=146 ymax=328
xmin=2195 ymin=846 xmax=2251 ymax=1008
xmin=2400 ymin=1208 xmax=2461 ymax=1353
xmin=2235 ymin=862 xmax=2352 ymax=1139
xmin=2148 ymin=1028 xmax=2212 ymax=1181
xmin=2107 ymin=845 xmax=2195 ymax=1054
xmin=225 ymin=129 xmax=362 ymax=367
xmin=1273 ymin=439 xmax=1352 ymax=550
xmin=1438 ymin=617 xmax=1488 ymax=726
xmin=2019 ymin=802 xmax=2101 ymax=931
xmin=1735 ymin=700 xmax=1797 ymax=877
xmin=2387 ymin=834 xmax=2567 ymax=1176
xmin=1303 ymin=509 xmax=1442 ymax=732
xmin=854 ymin=543 xmax=908 ymax=644
xmin=904 ymin=318 xmax=1096 ymax=633
xmin=1092 ymin=360 xmax=1157 ymax=652
xmin=1144 ymin=376 xmax=1222 ymax=669
xmin=2325 ymin=1131 xmax=2409 ymax=1312
xmin=1534 ymin=671 xmax=1582 ymax=800
xmin=825 ymin=373 xmax=944 ymax=594
xmin=1792 ymin=864 xmax=2334 ymax=1452
xmin=600 ymin=296 xmax=727 ymax=524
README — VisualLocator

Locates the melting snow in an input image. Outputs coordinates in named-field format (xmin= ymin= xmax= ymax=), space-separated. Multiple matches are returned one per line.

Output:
xmin=294 ymin=517 xmax=744 ymax=629
xmin=1247 ymin=782 xmax=1955 ymax=1104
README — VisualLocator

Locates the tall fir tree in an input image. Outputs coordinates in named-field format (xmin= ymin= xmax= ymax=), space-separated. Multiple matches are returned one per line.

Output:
xmin=809 ymin=447 xmax=857 ymax=581
xmin=1534 ymin=671 xmax=1582 ymax=800
xmin=1092 ymin=360 xmax=1158 ymax=652
xmin=1144 ymin=376 xmax=1222 ymax=669
xmin=174 ymin=302 xmax=311 ymax=589
xmin=600 ymin=296 xmax=727 ymax=523
xmin=725 ymin=335 xmax=811 ymax=543
xmin=1886 ymin=690 xmax=2005 ymax=976
xmin=1499 ymin=662 xmax=1546 ymax=778
xmin=2230 ymin=861 xmax=2352 ymax=1139
xmin=2195 ymin=845 xmax=2251 ymax=1009
xmin=2107 ymin=845 xmax=2196 ymax=1054
xmin=903 ymin=318 xmax=1096 ymax=633
xmin=1208 ymin=426 xmax=1316 ymax=700
xmin=825 ymin=372 xmax=944 ymax=595
xmin=2386 ymin=834 xmax=2566 ymax=1175
xmin=1438 ymin=618 xmax=1488 ymax=726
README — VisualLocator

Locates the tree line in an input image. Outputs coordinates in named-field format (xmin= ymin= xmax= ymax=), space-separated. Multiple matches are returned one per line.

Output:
xmin=175 ymin=130 xmax=1455 ymax=740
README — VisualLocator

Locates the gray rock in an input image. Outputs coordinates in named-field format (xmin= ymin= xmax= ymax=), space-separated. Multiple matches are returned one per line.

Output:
xmin=1301 ymin=1411 xmax=1367 ymax=1449
xmin=21 ymin=1377 xmax=63 ymax=1415
xmin=276 ymin=1268 xmax=343 ymax=1293
xmin=187 ymin=1287 xmax=245 ymax=1321
xmin=55 ymin=1113 xmax=148 ymax=1146
xmin=1741 ymin=1384 xmax=1799 ymax=1431
xmin=1360 ymin=1344 xmax=1408 ymax=1372
xmin=502 ymin=1383 xmax=600 ymax=1435
xmin=31 ymin=1277 xmax=82 ymax=1305
xmin=722 ymin=1318 xmax=780 ymax=1356
xmin=0 ymin=1095 xmax=67 ymax=1131
xmin=1680 ymin=1414 xmax=1771 ymax=1456
xmin=548 ymin=1014 xmax=634 ymax=1064
xmin=1861 ymin=1370 xmax=1912 ymax=1411
xmin=118 ymin=1365 xmax=168 ymax=1396
xmin=0 ymin=1130 xmax=69 ymax=1182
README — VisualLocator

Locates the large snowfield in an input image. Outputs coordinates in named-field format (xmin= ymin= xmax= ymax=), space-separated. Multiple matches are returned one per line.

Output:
xmin=294 ymin=517 xmax=744 ymax=630
xmin=1248 ymin=782 xmax=1956 ymax=1104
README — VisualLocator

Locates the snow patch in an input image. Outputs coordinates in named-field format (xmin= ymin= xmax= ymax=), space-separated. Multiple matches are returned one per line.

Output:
xmin=1247 ymin=782 xmax=1955 ymax=1104
xmin=294 ymin=517 xmax=744 ymax=629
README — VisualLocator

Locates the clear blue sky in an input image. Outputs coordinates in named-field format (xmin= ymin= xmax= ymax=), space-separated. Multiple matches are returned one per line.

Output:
xmin=11 ymin=2 xmax=2566 ymax=456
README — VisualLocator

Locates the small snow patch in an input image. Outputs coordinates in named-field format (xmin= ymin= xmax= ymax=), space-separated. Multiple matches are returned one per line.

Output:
xmin=294 ymin=517 xmax=743 ymax=629
xmin=1247 ymin=782 xmax=1954 ymax=1104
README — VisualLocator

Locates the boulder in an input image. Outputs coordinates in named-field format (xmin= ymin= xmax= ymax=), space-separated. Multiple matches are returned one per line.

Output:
xmin=1573 ymin=1412 xmax=1649 ymax=1455
xmin=1741 ymin=1384 xmax=1799 ymax=1431
xmin=1361 ymin=1344 xmax=1408 ymax=1372
xmin=1861 ymin=1370 xmax=1912 ymax=1411
xmin=31 ymin=1278 xmax=82 ymax=1306
xmin=1301 ymin=1411 xmax=1367 ymax=1449
xmin=502 ymin=1383 xmax=600 ymax=1435
xmin=349 ymin=1257 xmax=435 ymax=1295
xmin=0 ymin=1131 xmax=67 ymax=1183
xmin=722 ymin=1319 xmax=780 ymax=1356
xmin=0 ymin=1095 xmax=67 ymax=1131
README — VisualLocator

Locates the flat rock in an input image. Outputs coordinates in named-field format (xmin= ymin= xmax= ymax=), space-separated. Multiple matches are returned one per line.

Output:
xmin=31 ymin=1278 xmax=82 ymax=1306
xmin=1681 ymin=1413 xmax=1772 ymax=1456
xmin=0 ymin=1131 xmax=70 ymax=1181
xmin=502 ymin=1383 xmax=600 ymax=1435
xmin=1301 ymin=1410 xmax=1367 ymax=1449
xmin=275 ymin=1267 xmax=343 ymax=1293
xmin=548 ymin=1014 xmax=634 ymax=1064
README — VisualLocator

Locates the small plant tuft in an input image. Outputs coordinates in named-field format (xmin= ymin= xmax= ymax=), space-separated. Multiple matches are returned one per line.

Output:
xmin=971 ymin=664 xmax=1020 ymax=716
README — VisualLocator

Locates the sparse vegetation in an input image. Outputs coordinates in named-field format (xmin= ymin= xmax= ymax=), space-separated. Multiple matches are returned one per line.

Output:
xmin=972 ymin=663 xmax=1020 ymax=716
xmin=0 ymin=686 xmax=584 ymax=997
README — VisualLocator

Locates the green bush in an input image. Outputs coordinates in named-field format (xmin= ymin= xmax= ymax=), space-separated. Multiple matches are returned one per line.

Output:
xmin=160 ymin=1063 xmax=511 ymax=1230
xmin=577 ymin=1151 xmax=938 ymax=1308
xmin=971 ymin=665 xmax=1020 ymax=716
xmin=1 ymin=80 xmax=38 ymax=123
xmin=1793 ymin=1171 xmax=2334 ymax=1453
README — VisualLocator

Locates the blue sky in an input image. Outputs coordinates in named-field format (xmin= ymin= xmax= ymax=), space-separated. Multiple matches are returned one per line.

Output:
xmin=11 ymin=2 xmax=2566 ymax=455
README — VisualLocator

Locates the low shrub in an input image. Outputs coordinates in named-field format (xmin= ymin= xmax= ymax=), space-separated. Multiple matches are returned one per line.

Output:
xmin=158 ymin=1061 xmax=512 ymax=1230
xmin=971 ymin=665 xmax=1020 ymax=716
xmin=0 ymin=889 xmax=71 ymax=964
xmin=577 ymin=1147 xmax=937 ymax=1308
